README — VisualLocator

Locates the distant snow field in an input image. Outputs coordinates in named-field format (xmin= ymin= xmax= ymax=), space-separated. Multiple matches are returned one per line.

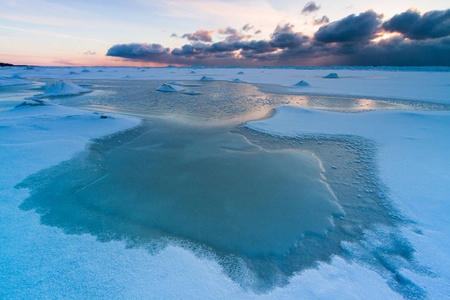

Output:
xmin=0 ymin=66 xmax=449 ymax=299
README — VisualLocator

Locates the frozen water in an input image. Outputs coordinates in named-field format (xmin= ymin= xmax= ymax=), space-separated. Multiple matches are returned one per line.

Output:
xmin=323 ymin=73 xmax=339 ymax=79
xmin=156 ymin=83 xmax=185 ymax=92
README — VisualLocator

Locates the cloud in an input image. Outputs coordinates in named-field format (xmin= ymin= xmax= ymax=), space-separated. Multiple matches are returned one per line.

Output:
xmin=269 ymin=24 xmax=309 ymax=48
xmin=83 ymin=50 xmax=96 ymax=56
xmin=106 ymin=9 xmax=450 ymax=67
xmin=313 ymin=15 xmax=329 ymax=25
xmin=242 ymin=23 xmax=254 ymax=31
xmin=314 ymin=10 xmax=382 ymax=43
xmin=301 ymin=2 xmax=320 ymax=15
xmin=382 ymin=9 xmax=450 ymax=40
xmin=218 ymin=27 xmax=251 ymax=42
xmin=182 ymin=29 xmax=214 ymax=42
xmin=106 ymin=43 xmax=169 ymax=59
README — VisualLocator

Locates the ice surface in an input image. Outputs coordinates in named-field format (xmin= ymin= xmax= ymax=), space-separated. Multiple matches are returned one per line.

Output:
xmin=200 ymin=76 xmax=215 ymax=81
xmin=18 ymin=121 xmax=343 ymax=257
xmin=183 ymin=90 xmax=201 ymax=95
xmin=0 ymin=77 xmax=31 ymax=86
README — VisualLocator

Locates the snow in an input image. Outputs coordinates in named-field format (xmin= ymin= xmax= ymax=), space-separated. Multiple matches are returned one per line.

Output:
xmin=156 ymin=83 xmax=185 ymax=92
xmin=293 ymin=80 xmax=310 ymax=87
xmin=229 ymin=78 xmax=247 ymax=83
xmin=34 ymin=81 xmax=91 ymax=98
xmin=200 ymin=76 xmax=215 ymax=81
xmin=246 ymin=106 xmax=450 ymax=299
xmin=168 ymin=81 xmax=202 ymax=87
xmin=1 ymin=66 xmax=448 ymax=104
xmin=0 ymin=77 xmax=32 ymax=86
xmin=324 ymin=73 xmax=339 ymax=79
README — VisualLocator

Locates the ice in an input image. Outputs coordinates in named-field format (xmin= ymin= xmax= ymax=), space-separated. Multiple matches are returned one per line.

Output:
xmin=168 ymin=81 xmax=202 ymax=87
xmin=0 ymin=77 xmax=31 ymax=86
xmin=2 ymin=66 xmax=449 ymax=103
xmin=229 ymin=78 xmax=247 ymax=83
xmin=156 ymin=83 xmax=185 ymax=92
xmin=183 ymin=90 xmax=201 ymax=95
xmin=33 ymin=81 xmax=91 ymax=98
xmin=200 ymin=76 xmax=215 ymax=81
xmin=293 ymin=80 xmax=310 ymax=87
xmin=324 ymin=73 xmax=339 ymax=79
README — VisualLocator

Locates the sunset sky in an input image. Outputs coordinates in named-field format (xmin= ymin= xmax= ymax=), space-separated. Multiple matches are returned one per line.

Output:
xmin=1 ymin=0 xmax=449 ymax=66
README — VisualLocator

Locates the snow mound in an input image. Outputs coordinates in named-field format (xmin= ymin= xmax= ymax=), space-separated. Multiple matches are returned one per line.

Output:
xmin=35 ymin=81 xmax=91 ymax=98
xmin=189 ymin=71 xmax=196 ymax=74
xmin=200 ymin=76 xmax=215 ymax=81
xmin=69 ymin=71 xmax=77 ymax=75
xmin=0 ymin=77 xmax=31 ymax=86
xmin=168 ymin=81 xmax=201 ymax=87
xmin=324 ymin=73 xmax=339 ymax=79
xmin=156 ymin=83 xmax=185 ymax=92
xmin=11 ymin=74 xmax=24 ymax=79
xmin=237 ymin=71 xmax=245 ymax=75
xmin=81 ymin=69 xmax=90 ymax=73
xmin=293 ymin=80 xmax=310 ymax=87
xmin=229 ymin=78 xmax=247 ymax=83
xmin=183 ymin=91 xmax=201 ymax=95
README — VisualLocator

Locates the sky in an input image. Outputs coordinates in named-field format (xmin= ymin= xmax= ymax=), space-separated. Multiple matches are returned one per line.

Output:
xmin=0 ymin=0 xmax=449 ymax=66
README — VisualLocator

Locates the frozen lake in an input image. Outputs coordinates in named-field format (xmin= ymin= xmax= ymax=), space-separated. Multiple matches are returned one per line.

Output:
xmin=10 ymin=79 xmax=423 ymax=294
xmin=1 ymin=72 xmax=448 ymax=298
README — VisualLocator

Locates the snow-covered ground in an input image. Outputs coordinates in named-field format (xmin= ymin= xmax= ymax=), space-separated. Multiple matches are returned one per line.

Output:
xmin=0 ymin=66 xmax=449 ymax=298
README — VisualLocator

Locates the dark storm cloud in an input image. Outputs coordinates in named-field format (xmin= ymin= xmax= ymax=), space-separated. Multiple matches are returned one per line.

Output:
xmin=106 ymin=9 xmax=450 ymax=67
xmin=314 ymin=10 xmax=382 ymax=43
xmin=181 ymin=29 xmax=214 ymax=42
xmin=301 ymin=2 xmax=320 ymax=15
xmin=382 ymin=9 xmax=450 ymax=40
xmin=106 ymin=43 xmax=169 ymax=59
xmin=313 ymin=15 xmax=329 ymax=25
xmin=269 ymin=24 xmax=309 ymax=48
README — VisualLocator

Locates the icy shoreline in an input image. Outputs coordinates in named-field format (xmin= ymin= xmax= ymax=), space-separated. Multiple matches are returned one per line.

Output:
xmin=1 ymin=68 xmax=449 ymax=298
